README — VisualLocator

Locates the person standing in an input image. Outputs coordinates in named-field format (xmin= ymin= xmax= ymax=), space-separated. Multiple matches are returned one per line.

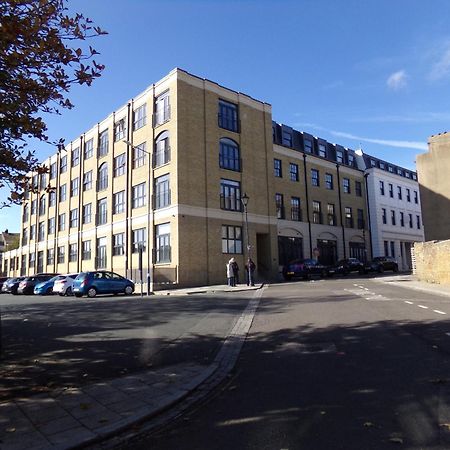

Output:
xmin=227 ymin=258 xmax=235 ymax=287
xmin=231 ymin=259 xmax=240 ymax=285
xmin=245 ymin=258 xmax=256 ymax=286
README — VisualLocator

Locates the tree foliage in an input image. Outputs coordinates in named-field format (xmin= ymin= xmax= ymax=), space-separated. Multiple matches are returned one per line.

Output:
xmin=0 ymin=0 xmax=107 ymax=207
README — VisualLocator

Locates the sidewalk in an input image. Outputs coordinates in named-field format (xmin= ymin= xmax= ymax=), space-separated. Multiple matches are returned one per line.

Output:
xmin=0 ymin=286 xmax=263 ymax=450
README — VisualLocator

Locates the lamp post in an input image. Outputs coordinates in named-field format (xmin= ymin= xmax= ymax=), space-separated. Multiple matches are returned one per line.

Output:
xmin=241 ymin=192 xmax=253 ymax=286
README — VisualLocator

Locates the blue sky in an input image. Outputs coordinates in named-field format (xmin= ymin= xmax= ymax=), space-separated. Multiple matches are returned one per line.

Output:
xmin=2 ymin=0 xmax=450 ymax=232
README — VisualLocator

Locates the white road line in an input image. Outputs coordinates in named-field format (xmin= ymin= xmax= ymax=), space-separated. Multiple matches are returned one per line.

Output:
xmin=433 ymin=310 xmax=446 ymax=315
xmin=418 ymin=305 xmax=428 ymax=309
xmin=405 ymin=301 xmax=414 ymax=304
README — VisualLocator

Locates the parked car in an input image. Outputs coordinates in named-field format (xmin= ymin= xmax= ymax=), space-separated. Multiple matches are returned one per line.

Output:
xmin=34 ymin=275 xmax=68 ymax=295
xmin=52 ymin=274 xmax=79 ymax=296
xmin=365 ymin=256 xmax=399 ymax=273
xmin=72 ymin=271 xmax=135 ymax=298
xmin=330 ymin=258 xmax=366 ymax=276
xmin=17 ymin=274 xmax=58 ymax=295
xmin=2 ymin=277 xmax=26 ymax=294
xmin=0 ymin=277 xmax=8 ymax=292
xmin=282 ymin=258 xmax=330 ymax=281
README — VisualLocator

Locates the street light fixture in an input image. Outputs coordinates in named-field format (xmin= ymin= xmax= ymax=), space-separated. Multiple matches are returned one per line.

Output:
xmin=241 ymin=192 xmax=253 ymax=286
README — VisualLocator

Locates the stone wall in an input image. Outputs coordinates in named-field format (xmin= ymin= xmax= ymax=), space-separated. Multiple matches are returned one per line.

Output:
xmin=414 ymin=240 xmax=450 ymax=285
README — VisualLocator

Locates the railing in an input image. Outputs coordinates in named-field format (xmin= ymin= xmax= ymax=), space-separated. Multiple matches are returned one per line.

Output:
xmin=154 ymin=146 xmax=171 ymax=167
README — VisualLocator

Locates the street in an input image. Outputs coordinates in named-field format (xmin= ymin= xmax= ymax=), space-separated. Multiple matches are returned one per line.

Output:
xmin=119 ymin=276 xmax=450 ymax=450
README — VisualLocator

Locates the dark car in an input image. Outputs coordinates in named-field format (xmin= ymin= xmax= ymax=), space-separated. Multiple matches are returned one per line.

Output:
xmin=17 ymin=274 xmax=58 ymax=295
xmin=282 ymin=258 xmax=330 ymax=281
xmin=2 ymin=277 xmax=26 ymax=294
xmin=331 ymin=258 xmax=366 ymax=276
xmin=72 ymin=271 xmax=135 ymax=298
xmin=365 ymin=256 xmax=399 ymax=273
xmin=0 ymin=277 xmax=8 ymax=292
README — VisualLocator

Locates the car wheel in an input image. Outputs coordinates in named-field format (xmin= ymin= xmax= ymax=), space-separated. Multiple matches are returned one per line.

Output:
xmin=65 ymin=287 xmax=72 ymax=296
xmin=45 ymin=287 xmax=52 ymax=295
xmin=87 ymin=287 xmax=97 ymax=298
xmin=124 ymin=285 xmax=133 ymax=295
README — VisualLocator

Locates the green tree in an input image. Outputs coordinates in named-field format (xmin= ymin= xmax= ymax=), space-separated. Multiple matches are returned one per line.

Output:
xmin=0 ymin=0 xmax=107 ymax=207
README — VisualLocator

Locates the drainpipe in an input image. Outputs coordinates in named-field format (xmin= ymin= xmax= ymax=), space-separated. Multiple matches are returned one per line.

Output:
xmin=336 ymin=164 xmax=346 ymax=258
xmin=302 ymin=153 xmax=313 ymax=258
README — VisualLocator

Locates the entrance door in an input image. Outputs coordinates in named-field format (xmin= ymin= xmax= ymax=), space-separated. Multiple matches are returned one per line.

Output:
xmin=278 ymin=236 xmax=303 ymax=266
xmin=317 ymin=239 xmax=337 ymax=266
xmin=349 ymin=242 xmax=366 ymax=262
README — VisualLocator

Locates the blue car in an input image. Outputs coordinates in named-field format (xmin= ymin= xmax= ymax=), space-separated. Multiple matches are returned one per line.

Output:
xmin=34 ymin=275 xmax=65 ymax=295
xmin=72 ymin=271 xmax=135 ymax=298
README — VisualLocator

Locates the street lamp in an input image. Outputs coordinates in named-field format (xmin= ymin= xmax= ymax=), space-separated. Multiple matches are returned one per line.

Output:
xmin=241 ymin=192 xmax=254 ymax=286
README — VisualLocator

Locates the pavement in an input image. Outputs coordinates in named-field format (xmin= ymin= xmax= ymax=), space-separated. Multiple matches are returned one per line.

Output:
xmin=0 ymin=283 xmax=263 ymax=450
xmin=1 ymin=275 xmax=450 ymax=450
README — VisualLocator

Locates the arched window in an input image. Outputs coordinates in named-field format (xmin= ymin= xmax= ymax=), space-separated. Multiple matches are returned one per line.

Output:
xmin=219 ymin=138 xmax=240 ymax=172
xmin=155 ymin=131 xmax=170 ymax=167
xmin=97 ymin=163 xmax=108 ymax=191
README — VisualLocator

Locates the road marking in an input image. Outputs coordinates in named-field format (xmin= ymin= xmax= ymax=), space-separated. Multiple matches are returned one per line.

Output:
xmin=418 ymin=305 xmax=428 ymax=309
xmin=433 ymin=310 xmax=446 ymax=315
xmin=405 ymin=301 xmax=414 ymax=305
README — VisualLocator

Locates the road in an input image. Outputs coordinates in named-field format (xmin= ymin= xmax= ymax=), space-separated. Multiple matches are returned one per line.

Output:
xmin=123 ymin=276 xmax=450 ymax=450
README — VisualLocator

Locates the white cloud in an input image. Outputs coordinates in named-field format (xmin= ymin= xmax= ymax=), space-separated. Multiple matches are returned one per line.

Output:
xmin=387 ymin=70 xmax=407 ymax=90
xmin=429 ymin=46 xmax=450 ymax=81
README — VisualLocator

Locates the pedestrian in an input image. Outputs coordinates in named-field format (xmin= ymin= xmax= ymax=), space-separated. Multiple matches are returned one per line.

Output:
xmin=245 ymin=257 xmax=256 ymax=286
xmin=227 ymin=258 xmax=235 ymax=287
xmin=231 ymin=259 xmax=240 ymax=285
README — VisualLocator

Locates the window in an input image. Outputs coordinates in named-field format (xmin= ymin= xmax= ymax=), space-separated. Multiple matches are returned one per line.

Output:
xmin=336 ymin=150 xmax=343 ymax=163
xmin=357 ymin=209 xmax=364 ymax=229
xmin=70 ymin=178 xmax=79 ymax=197
xmin=405 ymin=172 xmax=411 ymax=179
xmin=409 ymin=213 xmax=413 ymax=228
xmin=23 ymin=204 xmax=29 ymax=222
xmin=50 ymin=162 xmax=57 ymax=179
xmin=380 ymin=162 xmax=385 ymax=169
xmin=60 ymin=155 xmax=67 ymax=173
xmin=397 ymin=186 xmax=402 ymax=200
xmin=21 ymin=255 xmax=26 ymax=275
xmin=69 ymin=208 xmax=78 ymax=228
xmin=291 ymin=197 xmax=301 ymax=221
xmin=32 ymin=174 xmax=38 ymax=189
xmin=133 ymin=104 xmax=147 ymax=130
xmin=304 ymin=139 xmax=313 ymax=153
xmin=221 ymin=225 xmax=242 ymax=254
xmin=57 ymin=246 xmax=65 ymax=264
xmin=325 ymin=173 xmax=333 ymax=190
xmin=82 ymin=240 xmax=91 ymax=260
xmin=379 ymin=180 xmax=385 ymax=195
xmin=388 ymin=183 xmax=393 ymax=198
xmin=289 ymin=163 xmax=299 ymax=181
xmin=113 ymin=153 xmax=126 ymax=177
xmin=98 ymin=130 xmax=109 ymax=157
xmin=132 ymin=182 xmax=146 ymax=208
xmin=343 ymin=178 xmax=350 ymax=194
xmin=355 ymin=181 xmax=362 ymax=197
xmin=318 ymin=143 xmax=327 ymax=158
xmin=47 ymin=248 xmax=54 ymax=266
xmin=113 ymin=233 xmax=125 ymax=256
xmin=391 ymin=210 xmax=396 ymax=226
xmin=39 ymin=195 xmax=46 ymax=215
xmin=416 ymin=215 xmax=421 ymax=229
xmin=114 ymin=118 xmax=126 ymax=142
xmin=220 ymin=179 xmax=241 ymax=211
xmin=327 ymin=203 xmax=336 ymax=226
xmin=155 ymin=174 xmax=171 ymax=209
xmin=406 ymin=188 xmax=411 ymax=202
xmin=83 ymin=171 xmax=93 ymax=191
xmin=132 ymin=228 xmax=146 ymax=253
xmin=22 ymin=228 xmax=28 ymax=245
xmin=218 ymin=99 xmax=238 ymax=132
xmin=282 ymin=130 xmax=292 ymax=147
xmin=97 ymin=198 xmax=107 ymax=225
xmin=382 ymin=208 xmax=387 ymax=224
xmin=48 ymin=217 xmax=55 ymax=234
xmin=97 ymin=163 xmax=108 ymax=191
xmin=155 ymin=91 xmax=170 ymax=126
xmin=219 ymin=138 xmax=240 ymax=172
xmin=30 ymin=224 xmax=36 ymax=240
xmin=345 ymin=207 xmax=353 ymax=228
xmin=59 ymin=184 xmax=67 ymax=202
xmin=96 ymin=237 xmax=107 ymax=269
xmin=155 ymin=131 xmax=171 ymax=167
xmin=414 ymin=190 xmax=418 ymax=204
xmin=69 ymin=244 xmax=77 ymax=262
xmin=397 ymin=168 xmax=403 ymax=176
xmin=132 ymin=142 xmax=147 ymax=168
xmin=58 ymin=213 xmax=65 ymax=231
xmin=388 ymin=166 xmax=393 ymax=173
xmin=39 ymin=173 xmax=47 ymax=191
xmin=412 ymin=173 xmax=417 ymax=180
xmin=84 ymin=138 xmax=94 ymax=159
xmin=275 ymin=193 xmax=285 ymax=219
xmin=31 ymin=199 xmax=37 ymax=215
xmin=348 ymin=154 xmax=355 ymax=166
xmin=113 ymin=191 xmax=125 ymax=214
xmin=312 ymin=201 xmax=322 ymax=224
xmin=400 ymin=212 xmax=405 ymax=227
xmin=156 ymin=223 xmax=171 ymax=263
xmin=82 ymin=203 xmax=92 ymax=224
xmin=390 ymin=241 xmax=395 ymax=258
xmin=311 ymin=169 xmax=319 ymax=186
xmin=29 ymin=252 xmax=35 ymax=269
xmin=49 ymin=191 xmax=56 ymax=207
xmin=71 ymin=147 xmax=80 ymax=167
xmin=38 ymin=222 xmax=45 ymax=241
xmin=274 ymin=159 xmax=282 ymax=177
xmin=370 ymin=159 xmax=376 ymax=167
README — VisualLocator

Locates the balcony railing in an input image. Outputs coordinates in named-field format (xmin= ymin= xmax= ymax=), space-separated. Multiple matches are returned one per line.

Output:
xmin=154 ymin=146 xmax=171 ymax=167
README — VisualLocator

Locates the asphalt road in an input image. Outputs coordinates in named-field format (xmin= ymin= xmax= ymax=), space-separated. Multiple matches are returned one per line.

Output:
xmin=125 ymin=276 xmax=450 ymax=450
xmin=0 ymin=291 xmax=250 ymax=401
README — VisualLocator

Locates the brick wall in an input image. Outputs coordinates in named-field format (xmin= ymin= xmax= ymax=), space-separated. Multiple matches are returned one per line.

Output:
xmin=414 ymin=240 xmax=450 ymax=285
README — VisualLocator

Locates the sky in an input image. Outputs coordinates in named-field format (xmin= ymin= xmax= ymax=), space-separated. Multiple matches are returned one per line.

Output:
xmin=2 ymin=0 xmax=450 ymax=232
